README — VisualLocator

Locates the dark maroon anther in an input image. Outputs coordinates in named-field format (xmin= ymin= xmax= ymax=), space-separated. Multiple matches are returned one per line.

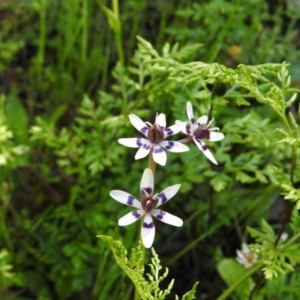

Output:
xmin=193 ymin=124 xmax=210 ymax=140
xmin=141 ymin=195 xmax=158 ymax=213
xmin=147 ymin=124 xmax=164 ymax=144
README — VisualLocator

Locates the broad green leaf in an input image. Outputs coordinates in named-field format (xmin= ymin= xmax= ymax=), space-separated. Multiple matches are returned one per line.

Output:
xmin=217 ymin=258 xmax=254 ymax=299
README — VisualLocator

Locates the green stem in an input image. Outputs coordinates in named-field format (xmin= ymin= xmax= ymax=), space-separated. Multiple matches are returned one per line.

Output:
xmin=37 ymin=0 xmax=46 ymax=80
xmin=216 ymin=263 xmax=263 ymax=300
xmin=81 ymin=0 xmax=88 ymax=65
xmin=112 ymin=0 xmax=124 ymax=66
xmin=148 ymin=149 xmax=156 ymax=175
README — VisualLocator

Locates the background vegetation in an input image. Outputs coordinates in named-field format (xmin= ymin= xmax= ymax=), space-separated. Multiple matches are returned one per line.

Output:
xmin=1 ymin=0 xmax=300 ymax=299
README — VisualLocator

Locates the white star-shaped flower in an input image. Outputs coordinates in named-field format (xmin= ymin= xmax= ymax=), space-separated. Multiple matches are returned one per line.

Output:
xmin=110 ymin=168 xmax=183 ymax=248
xmin=236 ymin=243 xmax=258 ymax=268
xmin=118 ymin=113 xmax=189 ymax=166
xmin=176 ymin=101 xmax=224 ymax=164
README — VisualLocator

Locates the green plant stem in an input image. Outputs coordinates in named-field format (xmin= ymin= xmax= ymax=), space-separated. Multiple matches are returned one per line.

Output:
xmin=112 ymin=0 xmax=124 ymax=66
xmin=81 ymin=0 xmax=88 ymax=65
xmin=216 ymin=263 xmax=263 ymax=300
xmin=148 ymin=149 xmax=156 ymax=175
xmin=37 ymin=0 xmax=46 ymax=80
xmin=273 ymin=108 xmax=297 ymax=246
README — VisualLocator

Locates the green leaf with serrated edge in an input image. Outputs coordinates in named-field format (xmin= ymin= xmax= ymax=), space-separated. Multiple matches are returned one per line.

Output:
xmin=98 ymin=235 xmax=150 ymax=299
xmin=180 ymin=282 xmax=198 ymax=300
xmin=217 ymin=259 xmax=255 ymax=299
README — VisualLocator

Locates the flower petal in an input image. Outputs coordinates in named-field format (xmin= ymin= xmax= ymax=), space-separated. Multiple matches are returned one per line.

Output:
xmin=163 ymin=124 xmax=179 ymax=138
xmin=196 ymin=115 xmax=208 ymax=125
xmin=160 ymin=141 xmax=189 ymax=153
xmin=187 ymin=102 xmax=195 ymax=125
xmin=118 ymin=137 xmax=148 ymax=148
xmin=152 ymin=146 xmax=167 ymax=166
xmin=155 ymin=113 xmax=166 ymax=128
xmin=176 ymin=120 xmax=192 ymax=135
xmin=129 ymin=114 xmax=149 ymax=136
xmin=141 ymin=214 xmax=155 ymax=248
xmin=135 ymin=142 xmax=152 ymax=160
xmin=152 ymin=209 xmax=183 ymax=227
xmin=209 ymin=132 xmax=224 ymax=142
xmin=110 ymin=190 xmax=142 ymax=209
xmin=118 ymin=210 xmax=144 ymax=226
xmin=140 ymin=168 xmax=154 ymax=197
xmin=193 ymin=137 xmax=218 ymax=165
xmin=156 ymin=184 xmax=181 ymax=207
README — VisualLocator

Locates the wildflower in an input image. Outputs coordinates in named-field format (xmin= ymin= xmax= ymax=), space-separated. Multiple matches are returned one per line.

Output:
xmin=236 ymin=243 xmax=258 ymax=268
xmin=176 ymin=101 xmax=224 ymax=164
xmin=118 ymin=113 xmax=189 ymax=166
xmin=110 ymin=168 xmax=183 ymax=248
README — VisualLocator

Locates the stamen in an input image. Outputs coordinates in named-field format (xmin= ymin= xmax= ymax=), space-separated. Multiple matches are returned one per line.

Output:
xmin=207 ymin=117 xmax=214 ymax=127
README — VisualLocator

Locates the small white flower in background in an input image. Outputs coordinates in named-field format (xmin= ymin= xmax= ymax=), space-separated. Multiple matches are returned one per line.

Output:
xmin=118 ymin=113 xmax=189 ymax=166
xmin=110 ymin=168 xmax=183 ymax=248
xmin=236 ymin=243 xmax=258 ymax=268
xmin=176 ymin=101 xmax=224 ymax=165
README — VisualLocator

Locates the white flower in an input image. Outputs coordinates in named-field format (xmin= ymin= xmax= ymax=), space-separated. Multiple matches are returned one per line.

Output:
xmin=176 ymin=102 xmax=224 ymax=165
xmin=236 ymin=243 xmax=258 ymax=268
xmin=110 ymin=168 xmax=183 ymax=248
xmin=118 ymin=113 xmax=189 ymax=166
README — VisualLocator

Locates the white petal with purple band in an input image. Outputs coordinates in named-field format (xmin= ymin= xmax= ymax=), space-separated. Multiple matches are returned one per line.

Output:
xmin=193 ymin=137 xmax=218 ymax=165
xmin=135 ymin=143 xmax=152 ymax=160
xmin=156 ymin=184 xmax=181 ymax=207
xmin=129 ymin=114 xmax=149 ymax=136
xmin=197 ymin=115 xmax=208 ymax=126
xmin=160 ymin=141 xmax=189 ymax=153
xmin=142 ymin=214 xmax=155 ymax=248
xmin=163 ymin=124 xmax=180 ymax=138
xmin=118 ymin=137 xmax=148 ymax=148
xmin=176 ymin=120 xmax=191 ymax=135
xmin=118 ymin=210 xmax=144 ymax=226
xmin=109 ymin=190 xmax=142 ymax=209
xmin=140 ymin=168 xmax=154 ymax=196
xmin=152 ymin=146 xmax=167 ymax=166
xmin=152 ymin=209 xmax=183 ymax=227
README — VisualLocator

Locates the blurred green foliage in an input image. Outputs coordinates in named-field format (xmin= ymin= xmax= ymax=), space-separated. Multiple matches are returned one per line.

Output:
xmin=0 ymin=0 xmax=300 ymax=299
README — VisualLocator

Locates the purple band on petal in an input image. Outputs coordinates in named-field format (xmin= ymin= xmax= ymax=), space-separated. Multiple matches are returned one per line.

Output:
xmin=165 ymin=141 xmax=174 ymax=150
xmin=186 ymin=125 xmax=191 ymax=134
xmin=143 ymin=144 xmax=151 ymax=150
xmin=127 ymin=195 xmax=134 ymax=205
xmin=141 ymin=187 xmax=153 ymax=196
xmin=143 ymin=221 xmax=154 ymax=228
xmin=154 ymin=147 xmax=163 ymax=153
xmin=191 ymin=118 xmax=195 ymax=124
xmin=164 ymin=127 xmax=173 ymax=136
xmin=132 ymin=211 xmax=141 ymax=219
xmin=141 ymin=126 xmax=148 ymax=134
xmin=158 ymin=192 xmax=167 ymax=204
xmin=156 ymin=210 xmax=166 ymax=220
xmin=136 ymin=138 xmax=142 ymax=146
xmin=202 ymin=145 xmax=208 ymax=151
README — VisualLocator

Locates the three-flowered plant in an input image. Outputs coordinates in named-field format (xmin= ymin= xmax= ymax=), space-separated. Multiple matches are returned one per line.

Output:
xmin=111 ymin=101 xmax=224 ymax=247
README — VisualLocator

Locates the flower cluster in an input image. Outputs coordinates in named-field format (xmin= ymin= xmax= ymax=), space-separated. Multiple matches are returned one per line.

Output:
xmin=110 ymin=101 xmax=225 ymax=248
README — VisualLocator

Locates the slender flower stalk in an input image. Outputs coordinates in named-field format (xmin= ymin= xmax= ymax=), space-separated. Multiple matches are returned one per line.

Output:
xmin=119 ymin=113 xmax=189 ymax=166
xmin=110 ymin=168 xmax=183 ymax=248
xmin=176 ymin=102 xmax=224 ymax=164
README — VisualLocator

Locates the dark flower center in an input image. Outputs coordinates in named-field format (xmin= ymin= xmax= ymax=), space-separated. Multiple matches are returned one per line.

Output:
xmin=193 ymin=124 xmax=210 ymax=140
xmin=147 ymin=124 xmax=164 ymax=144
xmin=141 ymin=195 xmax=158 ymax=213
